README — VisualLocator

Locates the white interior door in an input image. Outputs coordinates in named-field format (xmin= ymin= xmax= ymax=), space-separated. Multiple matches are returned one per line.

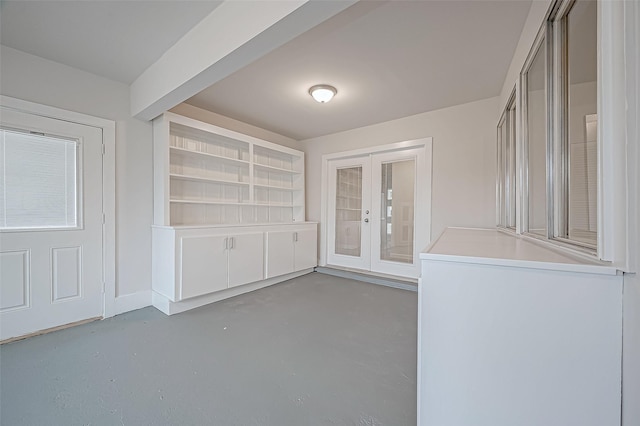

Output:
xmin=326 ymin=143 xmax=431 ymax=279
xmin=327 ymin=156 xmax=371 ymax=270
xmin=0 ymin=108 xmax=104 ymax=340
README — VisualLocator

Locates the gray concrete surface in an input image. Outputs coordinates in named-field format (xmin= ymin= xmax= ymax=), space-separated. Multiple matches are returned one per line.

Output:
xmin=0 ymin=272 xmax=417 ymax=425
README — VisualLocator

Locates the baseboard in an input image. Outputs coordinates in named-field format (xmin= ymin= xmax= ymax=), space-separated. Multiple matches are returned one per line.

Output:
xmin=114 ymin=290 xmax=152 ymax=315
xmin=315 ymin=266 xmax=418 ymax=292
xmin=152 ymin=269 xmax=314 ymax=315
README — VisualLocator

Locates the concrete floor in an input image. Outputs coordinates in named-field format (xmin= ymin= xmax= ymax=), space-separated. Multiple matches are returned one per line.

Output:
xmin=0 ymin=272 xmax=417 ymax=425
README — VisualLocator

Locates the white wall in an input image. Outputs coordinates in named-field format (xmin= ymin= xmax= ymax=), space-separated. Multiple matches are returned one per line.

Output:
xmin=302 ymin=96 xmax=498 ymax=248
xmin=0 ymin=46 xmax=153 ymax=308
xmin=622 ymin=2 xmax=640 ymax=425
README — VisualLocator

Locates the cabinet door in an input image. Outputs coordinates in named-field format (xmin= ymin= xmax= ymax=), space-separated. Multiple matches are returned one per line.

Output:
xmin=228 ymin=233 xmax=264 ymax=288
xmin=265 ymin=231 xmax=295 ymax=278
xmin=294 ymin=229 xmax=318 ymax=271
xmin=180 ymin=235 xmax=228 ymax=300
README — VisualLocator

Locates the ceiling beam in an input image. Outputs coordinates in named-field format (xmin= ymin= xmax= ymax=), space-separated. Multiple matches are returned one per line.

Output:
xmin=131 ymin=0 xmax=357 ymax=121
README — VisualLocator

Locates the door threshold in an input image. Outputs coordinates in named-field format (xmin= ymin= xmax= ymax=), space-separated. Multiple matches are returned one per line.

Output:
xmin=1 ymin=316 xmax=102 ymax=345
xmin=316 ymin=266 xmax=417 ymax=292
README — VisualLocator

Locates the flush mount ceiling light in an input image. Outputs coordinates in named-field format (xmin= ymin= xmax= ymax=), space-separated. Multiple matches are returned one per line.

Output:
xmin=309 ymin=84 xmax=337 ymax=103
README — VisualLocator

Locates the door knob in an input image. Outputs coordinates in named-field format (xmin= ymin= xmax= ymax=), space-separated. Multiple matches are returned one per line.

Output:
xmin=365 ymin=210 xmax=369 ymax=214
xmin=364 ymin=218 xmax=369 ymax=223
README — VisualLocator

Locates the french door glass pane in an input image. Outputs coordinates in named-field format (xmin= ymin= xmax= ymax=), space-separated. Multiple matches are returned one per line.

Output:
xmin=335 ymin=166 xmax=362 ymax=256
xmin=0 ymin=129 xmax=78 ymax=229
xmin=566 ymin=0 xmax=597 ymax=247
xmin=526 ymin=41 xmax=547 ymax=237
xmin=380 ymin=160 xmax=415 ymax=264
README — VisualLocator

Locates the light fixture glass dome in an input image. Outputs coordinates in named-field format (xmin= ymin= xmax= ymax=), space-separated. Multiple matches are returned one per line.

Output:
xmin=309 ymin=85 xmax=337 ymax=103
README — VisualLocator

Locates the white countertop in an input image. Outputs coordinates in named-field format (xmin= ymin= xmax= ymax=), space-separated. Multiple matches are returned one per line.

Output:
xmin=421 ymin=227 xmax=620 ymax=275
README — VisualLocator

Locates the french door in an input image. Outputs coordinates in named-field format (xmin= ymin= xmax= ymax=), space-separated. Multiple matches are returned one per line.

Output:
xmin=327 ymin=145 xmax=430 ymax=278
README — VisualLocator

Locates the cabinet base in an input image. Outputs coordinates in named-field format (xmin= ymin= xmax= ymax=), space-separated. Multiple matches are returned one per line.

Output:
xmin=151 ymin=269 xmax=314 ymax=315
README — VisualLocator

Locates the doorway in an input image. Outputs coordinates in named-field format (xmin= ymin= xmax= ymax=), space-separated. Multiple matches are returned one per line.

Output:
xmin=323 ymin=139 xmax=432 ymax=279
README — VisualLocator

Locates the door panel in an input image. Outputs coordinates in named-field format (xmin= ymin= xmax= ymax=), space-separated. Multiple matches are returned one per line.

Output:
xmin=180 ymin=235 xmax=227 ymax=299
xmin=228 ymin=233 xmax=264 ymax=288
xmin=0 ymin=108 xmax=104 ymax=340
xmin=266 ymin=231 xmax=294 ymax=278
xmin=370 ymin=148 xmax=424 ymax=278
xmin=294 ymin=229 xmax=317 ymax=271
xmin=327 ymin=157 xmax=371 ymax=270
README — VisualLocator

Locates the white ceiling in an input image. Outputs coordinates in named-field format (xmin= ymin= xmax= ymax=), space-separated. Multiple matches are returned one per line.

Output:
xmin=186 ymin=0 xmax=532 ymax=140
xmin=0 ymin=0 xmax=532 ymax=140
xmin=0 ymin=0 xmax=222 ymax=84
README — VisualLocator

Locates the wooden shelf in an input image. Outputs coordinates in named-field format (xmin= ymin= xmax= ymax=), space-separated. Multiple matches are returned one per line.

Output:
xmin=170 ymin=174 xmax=249 ymax=186
xmin=253 ymin=163 xmax=302 ymax=174
xmin=170 ymin=199 xmax=250 ymax=206
xmin=170 ymin=146 xmax=250 ymax=166
xmin=170 ymin=199 xmax=302 ymax=208
xmin=253 ymin=183 xmax=300 ymax=191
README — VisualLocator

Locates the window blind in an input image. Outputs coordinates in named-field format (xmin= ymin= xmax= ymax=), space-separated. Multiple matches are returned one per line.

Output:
xmin=0 ymin=129 xmax=78 ymax=229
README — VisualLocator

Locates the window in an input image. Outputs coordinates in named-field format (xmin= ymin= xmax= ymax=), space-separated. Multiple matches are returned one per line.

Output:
xmin=497 ymin=90 xmax=516 ymax=229
xmin=523 ymin=34 xmax=548 ymax=238
xmin=517 ymin=0 xmax=598 ymax=254
xmin=0 ymin=129 xmax=79 ymax=230
xmin=557 ymin=0 xmax=598 ymax=248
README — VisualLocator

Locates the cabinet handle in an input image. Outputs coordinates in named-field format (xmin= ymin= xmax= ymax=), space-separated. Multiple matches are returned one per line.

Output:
xmin=293 ymin=232 xmax=298 ymax=242
xmin=224 ymin=237 xmax=228 ymax=250
xmin=229 ymin=237 xmax=235 ymax=249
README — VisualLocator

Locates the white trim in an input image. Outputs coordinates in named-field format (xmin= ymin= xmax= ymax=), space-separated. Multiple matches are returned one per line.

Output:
xmin=0 ymin=95 xmax=117 ymax=318
xmin=115 ymin=291 xmax=152 ymax=315
xmin=321 ymin=138 xmax=429 ymax=161
xmin=599 ymin=0 xmax=628 ymax=267
xmin=623 ymin=0 xmax=639 ymax=274
xmin=152 ymin=269 xmax=313 ymax=315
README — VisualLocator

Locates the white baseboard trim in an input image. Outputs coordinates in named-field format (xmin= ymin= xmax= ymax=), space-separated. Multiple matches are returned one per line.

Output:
xmin=114 ymin=290 xmax=152 ymax=315
xmin=152 ymin=269 xmax=314 ymax=315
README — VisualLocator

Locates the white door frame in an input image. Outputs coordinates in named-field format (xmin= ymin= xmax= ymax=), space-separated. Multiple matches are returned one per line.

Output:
xmin=0 ymin=95 xmax=116 ymax=318
xmin=320 ymin=138 xmax=433 ymax=272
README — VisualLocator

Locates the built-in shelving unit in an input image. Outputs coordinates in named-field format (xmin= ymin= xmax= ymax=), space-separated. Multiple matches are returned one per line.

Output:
xmin=152 ymin=113 xmax=316 ymax=315
xmin=153 ymin=113 xmax=305 ymax=227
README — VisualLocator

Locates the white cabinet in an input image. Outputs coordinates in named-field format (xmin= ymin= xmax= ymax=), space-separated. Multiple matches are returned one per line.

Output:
xmin=265 ymin=227 xmax=318 ymax=278
xmin=181 ymin=235 xmax=228 ymax=299
xmin=227 ymin=233 xmax=264 ymax=288
xmin=418 ymin=228 xmax=623 ymax=426
xmin=158 ymin=230 xmax=265 ymax=301
xmin=265 ymin=231 xmax=295 ymax=278
xmin=180 ymin=232 xmax=264 ymax=299
xmin=294 ymin=229 xmax=317 ymax=271
xmin=152 ymin=223 xmax=317 ymax=314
